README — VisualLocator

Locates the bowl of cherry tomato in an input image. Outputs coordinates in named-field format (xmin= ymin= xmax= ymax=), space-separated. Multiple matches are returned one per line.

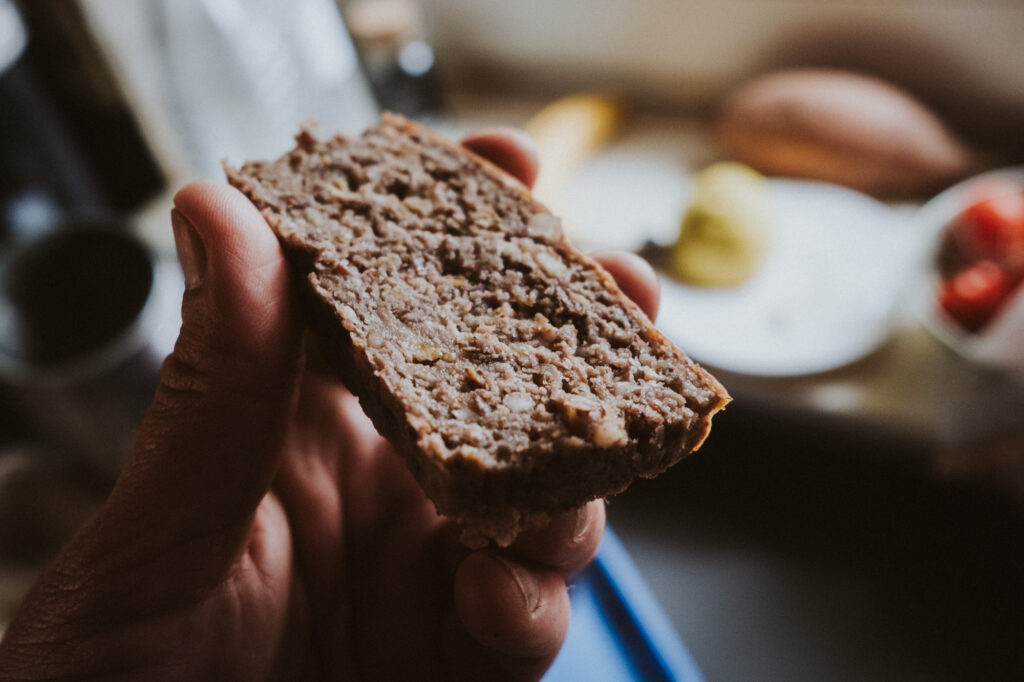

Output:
xmin=918 ymin=167 xmax=1024 ymax=376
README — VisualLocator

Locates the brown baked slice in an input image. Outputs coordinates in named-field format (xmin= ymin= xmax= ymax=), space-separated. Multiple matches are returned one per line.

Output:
xmin=226 ymin=114 xmax=729 ymax=546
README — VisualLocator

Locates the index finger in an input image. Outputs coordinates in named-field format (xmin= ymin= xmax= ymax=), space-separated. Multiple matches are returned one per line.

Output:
xmin=593 ymin=251 xmax=660 ymax=322
xmin=461 ymin=128 xmax=539 ymax=189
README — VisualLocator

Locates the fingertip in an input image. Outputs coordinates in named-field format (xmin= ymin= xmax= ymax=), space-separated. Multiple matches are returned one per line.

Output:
xmin=172 ymin=180 xmax=252 ymax=222
xmin=173 ymin=181 xmax=279 ymax=263
xmin=454 ymin=552 xmax=568 ymax=659
xmin=462 ymin=128 xmax=539 ymax=188
xmin=513 ymin=500 xmax=605 ymax=576
xmin=592 ymin=251 xmax=660 ymax=322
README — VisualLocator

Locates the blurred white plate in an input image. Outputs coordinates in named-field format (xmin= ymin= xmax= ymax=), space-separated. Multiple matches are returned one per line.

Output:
xmin=557 ymin=124 xmax=915 ymax=377
xmin=655 ymin=180 xmax=914 ymax=376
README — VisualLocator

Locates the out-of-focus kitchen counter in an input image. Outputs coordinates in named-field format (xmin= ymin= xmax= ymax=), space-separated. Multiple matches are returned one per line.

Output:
xmin=714 ymin=321 xmax=1024 ymax=472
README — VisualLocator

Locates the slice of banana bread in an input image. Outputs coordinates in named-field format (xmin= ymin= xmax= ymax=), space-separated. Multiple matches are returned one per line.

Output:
xmin=226 ymin=114 xmax=729 ymax=546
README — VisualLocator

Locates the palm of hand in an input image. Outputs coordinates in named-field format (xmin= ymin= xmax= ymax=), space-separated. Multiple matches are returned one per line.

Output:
xmin=263 ymin=367 xmax=458 ymax=680
xmin=198 ymin=365 xmax=448 ymax=679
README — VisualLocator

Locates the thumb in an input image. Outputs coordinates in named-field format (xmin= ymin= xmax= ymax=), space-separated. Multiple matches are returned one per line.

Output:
xmin=104 ymin=180 xmax=303 ymax=560
xmin=0 ymin=181 xmax=303 ymax=669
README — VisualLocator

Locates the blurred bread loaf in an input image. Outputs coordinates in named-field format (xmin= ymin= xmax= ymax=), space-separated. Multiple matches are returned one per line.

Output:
xmin=713 ymin=68 xmax=979 ymax=198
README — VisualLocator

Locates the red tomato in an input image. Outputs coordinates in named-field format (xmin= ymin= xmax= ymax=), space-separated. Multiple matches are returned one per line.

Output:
xmin=938 ymin=261 xmax=1013 ymax=333
xmin=957 ymin=187 xmax=1024 ymax=254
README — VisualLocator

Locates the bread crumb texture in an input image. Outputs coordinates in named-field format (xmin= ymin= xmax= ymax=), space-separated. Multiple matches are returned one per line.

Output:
xmin=227 ymin=114 xmax=729 ymax=546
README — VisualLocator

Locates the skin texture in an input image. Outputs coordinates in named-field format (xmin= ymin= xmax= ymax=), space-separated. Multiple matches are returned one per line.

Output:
xmin=0 ymin=130 xmax=659 ymax=681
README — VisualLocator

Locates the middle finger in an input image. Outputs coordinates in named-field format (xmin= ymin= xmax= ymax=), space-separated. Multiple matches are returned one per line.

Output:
xmin=507 ymin=499 xmax=606 ymax=576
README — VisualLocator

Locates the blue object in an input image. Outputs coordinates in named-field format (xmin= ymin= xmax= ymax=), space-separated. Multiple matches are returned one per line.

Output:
xmin=544 ymin=527 xmax=705 ymax=682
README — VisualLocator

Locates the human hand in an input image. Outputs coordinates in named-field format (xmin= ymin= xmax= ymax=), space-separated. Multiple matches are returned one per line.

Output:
xmin=0 ymin=129 xmax=660 ymax=681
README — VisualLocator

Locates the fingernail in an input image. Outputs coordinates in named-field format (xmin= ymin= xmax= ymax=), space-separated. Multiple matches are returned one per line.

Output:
xmin=171 ymin=208 xmax=207 ymax=290
xmin=493 ymin=554 xmax=541 ymax=615
xmin=572 ymin=506 xmax=591 ymax=543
